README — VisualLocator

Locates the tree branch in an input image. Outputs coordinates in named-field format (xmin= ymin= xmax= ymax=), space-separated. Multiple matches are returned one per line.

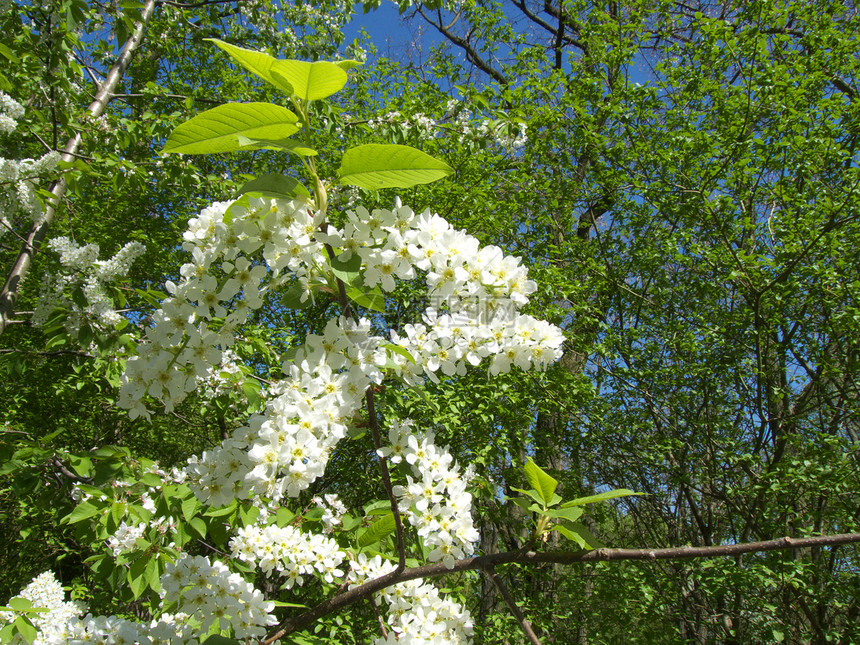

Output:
xmin=417 ymin=8 xmax=508 ymax=85
xmin=267 ymin=532 xmax=860 ymax=639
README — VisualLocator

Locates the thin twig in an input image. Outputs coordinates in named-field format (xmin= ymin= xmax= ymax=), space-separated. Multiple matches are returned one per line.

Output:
xmin=483 ymin=565 xmax=542 ymax=645
xmin=366 ymin=386 xmax=407 ymax=571
xmin=368 ymin=596 xmax=388 ymax=640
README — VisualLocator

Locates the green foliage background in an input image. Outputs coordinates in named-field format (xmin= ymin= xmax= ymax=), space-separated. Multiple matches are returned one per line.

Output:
xmin=1 ymin=0 xmax=859 ymax=643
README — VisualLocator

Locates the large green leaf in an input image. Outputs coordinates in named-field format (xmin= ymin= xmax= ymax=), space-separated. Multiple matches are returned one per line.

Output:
xmin=346 ymin=285 xmax=385 ymax=312
xmin=270 ymin=60 xmax=347 ymax=101
xmin=163 ymin=103 xmax=300 ymax=154
xmin=206 ymin=39 xmax=294 ymax=94
xmin=524 ymin=458 xmax=558 ymax=507
xmin=234 ymin=174 xmax=310 ymax=200
xmin=63 ymin=500 xmax=101 ymax=524
xmin=337 ymin=144 xmax=453 ymax=189
xmin=330 ymin=251 xmax=362 ymax=284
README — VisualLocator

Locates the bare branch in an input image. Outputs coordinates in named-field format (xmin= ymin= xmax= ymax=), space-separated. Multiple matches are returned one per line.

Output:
xmin=417 ymin=8 xmax=509 ymax=85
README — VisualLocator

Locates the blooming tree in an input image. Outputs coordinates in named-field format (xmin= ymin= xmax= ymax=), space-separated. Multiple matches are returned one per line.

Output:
xmin=1 ymin=40 xmax=617 ymax=645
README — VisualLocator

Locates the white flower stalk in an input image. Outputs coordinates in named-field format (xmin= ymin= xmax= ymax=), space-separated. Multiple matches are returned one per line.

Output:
xmin=31 ymin=237 xmax=145 ymax=335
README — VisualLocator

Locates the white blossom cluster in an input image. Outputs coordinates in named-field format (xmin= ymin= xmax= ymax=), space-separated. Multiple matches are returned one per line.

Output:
xmin=184 ymin=318 xmax=379 ymax=506
xmin=0 ymin=91 xmax=24 ymax=134
xmin=119 ymin=196 xmax=323 ymax=419
xmin=0 ymin=92 xmax=63 ymax=232
xmin=0 ymin=150 xmax=61 ymax=230
xmin=349 ymin=555 xmax=474 ymax=645
xmin=160 ymin=554 xmax=277 ymax=639
xmin=0 ymin=571 xmax=81 ymax=644
xmin=313 ymin=492 xmax=348 ymax=532
xmin=386 ymin=423 xmax=479 ymax=567
xmin=106 ymin=516 xmax=176 ymax=557
xmin=0 ymin=571 xmax=197 ymax=645
xmin=67 ymin=613 xmax=195 ymax=645
xmin=363 ymin=103 xmax=528 ymax=153
xmin=32 ymin=236 xmax=146 ymax=334
xmin=106 ymin=520 xmax=147 ymax=557
xmin=230 ymin=522 xmax=347 ymax=588
xmin=115 ymin=193 xmax=563 ymax=642
xmin=121 ymin=195 xmax=562 ymax=501
xmin=196 ymin=347 xmax=254 ymax=401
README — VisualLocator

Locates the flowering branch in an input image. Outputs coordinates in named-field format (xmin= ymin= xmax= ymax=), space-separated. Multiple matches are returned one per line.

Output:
xmin=0 ymin=0 xmax=157 ymax=336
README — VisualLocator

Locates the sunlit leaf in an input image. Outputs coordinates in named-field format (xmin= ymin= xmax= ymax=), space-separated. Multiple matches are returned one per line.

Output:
xmin=338 ymin=144 xmax=453 ymax=189
xmin=206 ymin=39 xmax=294 ymax=94
xmin=163 ymin=103 xmax=300 ymax=154
xmin=270 ymin=60 xmax=348 ymax=101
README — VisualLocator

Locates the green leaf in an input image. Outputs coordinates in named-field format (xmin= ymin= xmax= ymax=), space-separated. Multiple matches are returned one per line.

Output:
xmin=14 ymin=616 xmax=37 ymax=644
xmin=363 ymin=499 xmax=392 ymax=515
xmin=357 ymin=512 xmax=396 ymax=548
xmin=508 ymin=486 xmax=546 ymax=508
xmin=540 ymin=506 xmax=584 ymax=523
xmin=276 ymin=507 xmax=296 ymax=525
xmin=188 ymin=516 xmax=207 ymax=538
xmin=145 ymin=557 xmax=161 ymax=593
xmin=269 ymin=60 xmax=348 ymax=101
xmin=382 ymin=342 xmax=417 ymax=364
xmin=140 ymin=472 xmax=161 ymax=487
xmin=561 ymin=489 xmax=641 ymax=507
xmin=272 ymin=600 xmax=309 ymax=608
xmin=554 ymin=521 xmax=604 ymax=549
xmin=330 ymin=251 xmax=362 ymax=284
xmin=63 ymin=500 xmax=100 ymax=524
xmin=523 ymin=459 xmax=559 ymax=506
xmin=507 ymin=495 xmax=536 ymax=511
xmin=239 ymin=503 xmax=260 ymax=525
xmin=163 ymin=103 xmax=300 ymax=154
xmin=0 ymin=624 xmax=15 ymax=643
xmin=234 ymin=173 xmax=311 ymax=200
xmin=204 ymin=500 xmax=237 ymax=517
xmin=206 ymin=39 xmax=294 ymax=94
xmin=69 ymin=454 xmax=93 ymax=477
xmin=236 ymin=135 xmax=318 ymax=156
xmin=7 ymin=597 xmax=32 ymax=612
xmin=337 ymin=144 xmax=453 ymax=189
xmin=201 ymin=634 xmax=241 ymax=645
xmin=181 ymin=495 xmax=200 ymax=521
xmin=335 ymin=59 xmax=363 ymax=71
xmin=346 ymin=285 xmax=385 ymax=312
xmin=554 ymin=524 xmax=590 ymax=549
xmin=110 ymin=501 xmax=127 ymax=526
xmin=0 ymin=42 xmax=19 ymax=64
xmin=280 ymin=282 xmax=315 ymax=310
xmin=128 ymin=555 xmax=149 ymax=599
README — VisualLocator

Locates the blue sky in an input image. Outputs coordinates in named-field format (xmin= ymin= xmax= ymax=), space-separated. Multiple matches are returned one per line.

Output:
xmin=343 ymin=3 xmax=449 ymax=65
